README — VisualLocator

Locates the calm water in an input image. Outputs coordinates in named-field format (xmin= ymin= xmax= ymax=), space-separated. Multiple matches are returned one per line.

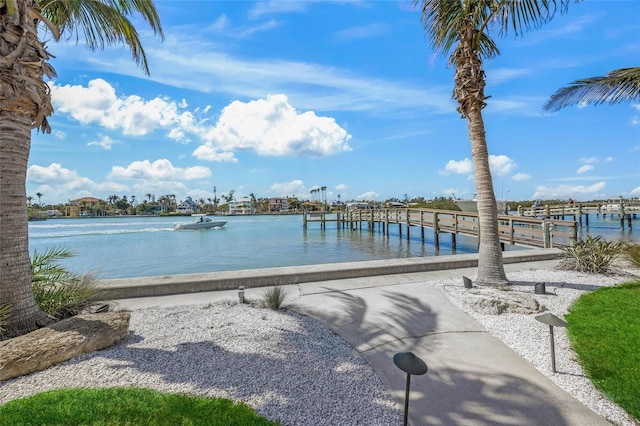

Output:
xmin=28 ymin=213 xmax=638 ymax=279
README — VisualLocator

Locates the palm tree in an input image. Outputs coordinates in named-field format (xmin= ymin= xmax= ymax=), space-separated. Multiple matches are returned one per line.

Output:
xmin=544 ymin=67 xmax=640 ymax=111
xmin=35 ymin=192 xmax=44 ymax=207
xmin=417 ymin=0 xmax=572 ymax=286
xmin=0 ymin=0 xmax=163 ymax=339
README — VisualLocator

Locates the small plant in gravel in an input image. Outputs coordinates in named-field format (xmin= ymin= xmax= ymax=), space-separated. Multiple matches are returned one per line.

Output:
xmin=558 ymin=236 xmax=627 ymax=274
xmin=31 ymin=246 xmax=98 ymax=319
xmin=262 ymin=285 xmax=289 ymax=310
xmin=0 ymin=304 xmax=9 ymax=334
xmin=623 ymin=242 xmax=640 ymax=269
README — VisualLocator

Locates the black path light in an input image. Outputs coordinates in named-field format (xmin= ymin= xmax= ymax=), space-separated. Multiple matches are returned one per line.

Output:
xmin=535 ymin=312 xmax=567 ymax=373
xmin=393 ymin=352 xmax=428 ymax=426
xmin=462 ymin=276 xmax=473 ymax=289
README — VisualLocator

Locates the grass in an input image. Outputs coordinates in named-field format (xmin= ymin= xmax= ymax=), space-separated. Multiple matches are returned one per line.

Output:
xmin=565 ymin=281 xmax=640 ymax=421
xmin=0 ymin=387 xmax=277 ymax=426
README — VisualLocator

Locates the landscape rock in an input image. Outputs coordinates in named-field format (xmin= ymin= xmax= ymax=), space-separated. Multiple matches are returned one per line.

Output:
xmin=0 ymin=312 xmax=130 ymax=381
xmin=462 ymin=288 xmax=545 ymax=315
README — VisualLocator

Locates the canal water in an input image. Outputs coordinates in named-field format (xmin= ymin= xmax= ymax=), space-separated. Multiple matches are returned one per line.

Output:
xmin=28 ymin=213 xmax=638 ymax=279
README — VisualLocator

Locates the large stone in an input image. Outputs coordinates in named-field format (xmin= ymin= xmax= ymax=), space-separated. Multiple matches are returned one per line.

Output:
xmin=0 ymin=312 xmax=130 ymax=381
xmin=462 ymin=288 xmax=545 ymax=315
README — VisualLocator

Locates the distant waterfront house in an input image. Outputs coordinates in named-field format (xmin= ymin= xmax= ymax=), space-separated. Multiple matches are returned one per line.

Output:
xmin=177 ymin=197 xmax=197 ymax=214
xmin=65 ymin=197 xmax=108 ymax=217
xmin=268 ymin=197 xmax=289 ymax=212
xmin=229 ymin=198 xmax=252 ymax=215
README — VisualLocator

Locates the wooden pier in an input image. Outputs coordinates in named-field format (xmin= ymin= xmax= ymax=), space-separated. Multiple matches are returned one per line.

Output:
xmin=518 ymin=202 xmax=640 ymax=230
xmin=303 ymin=208 xmax=577 ymax=250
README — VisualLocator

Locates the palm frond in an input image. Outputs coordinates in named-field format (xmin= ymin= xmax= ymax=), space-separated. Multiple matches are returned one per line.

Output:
xmin=31 ymin=246 xmax=97 ymax=319
xmin=543 ymin=67 xmax=640 ymax=112
xmin=416 ymin=1 xmax=574 ymax=64
xmin=39 ymin=0 xmax=164 ymax=75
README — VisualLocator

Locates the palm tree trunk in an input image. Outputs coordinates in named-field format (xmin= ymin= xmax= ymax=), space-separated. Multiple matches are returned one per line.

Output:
xmin=467 ymin=109 xmax=509 ymax=286
xmin=0 ymin=109 xmax=53 ymax=339
xmin=455 ymin=17 xmax=508 ymax=287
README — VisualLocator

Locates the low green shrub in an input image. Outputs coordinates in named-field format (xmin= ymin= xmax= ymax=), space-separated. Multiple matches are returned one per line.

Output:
xmin=31 ymin=246 xmax=98 ymax=319
xmin=623 ymin=242 xmax=640 ymax=268
xmin=262 ymin=285 xmax=289 ymax=310
xmin=558 ymin=236 xmax=627 ymax=273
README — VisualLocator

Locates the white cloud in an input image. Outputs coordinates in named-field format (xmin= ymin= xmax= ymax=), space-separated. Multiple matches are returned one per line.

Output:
xmin=50 ymin=79 xmax=197 ymax=139
xmin=605 ymin=157 xmax=613 ymax=162
xmin=440 ymin=158 xmax=473 ymax=175
xmin=489 ymin=155 xmax=517 ymax=176
xmin=440 ymin=155 xmax=516 ymax=177
xmin=193 ymin=94 xmax=352 ymax=161
xmin=532 ymin=182 xmax=606 ymax=200
xmin=512 ymin=173 xmax=531 ymax=181
xmin=109 ymin=159 xmax=211 ymax=181
xmin=335 ymin=183 xmax=348 ymax=191
xmin=488 ymin=68 xmax=532 ymax=85
xmin=27 ymin=163 xmax=128 ymax=201
xmin=88 ymin=135 xmax=119 ymax=150
xmin=269 ymin=179 xmax=306 ymax=197
xmin=333 ymin=23 xmax=390 ymax=42
xmin=630 ymin=186 xmax=640 ymax=197
xmin=356 ymin=191 xmax=379 ymax=200
xmin=577 ymin=164 xmax=594 ymax=174
xmin=579 ymin=157 xmax=597 ymax=164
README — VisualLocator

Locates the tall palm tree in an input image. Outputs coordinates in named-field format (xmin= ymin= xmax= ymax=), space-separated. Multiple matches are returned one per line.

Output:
xmin=35 ymin=192 xmax=44 ymax=207
xmin=544 ymin=67 xmax=640 ymax=111
xmin=0 ymin=0 xmax=163 ymax=339
xmin=417 ymin=0 xmax=573 ymax=286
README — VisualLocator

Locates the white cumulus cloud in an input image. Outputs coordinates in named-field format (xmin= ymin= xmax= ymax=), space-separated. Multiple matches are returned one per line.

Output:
xmin=440 ymin=155 xmax=516 ymax=177
xmin=109 ymin=159 xmax=211 ymax=181
xmin=532 ymin=182 xmax=606 ymax=200
xmin=577 ymin=164 xmax=594 ymax=174
xmin=193 ymin=94 xmax=351 ymax=161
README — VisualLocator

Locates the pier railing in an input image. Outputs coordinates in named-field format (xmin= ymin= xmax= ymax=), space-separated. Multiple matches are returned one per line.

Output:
xmin=303 ymin=208 xmax=578 ymax=249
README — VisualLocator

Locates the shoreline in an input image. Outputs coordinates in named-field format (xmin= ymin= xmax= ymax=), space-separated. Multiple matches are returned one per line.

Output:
xmin=95 ymin=248 xmax=563 ymax=299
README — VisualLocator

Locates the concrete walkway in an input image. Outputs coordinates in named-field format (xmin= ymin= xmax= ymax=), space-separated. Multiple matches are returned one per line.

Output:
xmin=114 ymin=256 xmax=610 ymax=425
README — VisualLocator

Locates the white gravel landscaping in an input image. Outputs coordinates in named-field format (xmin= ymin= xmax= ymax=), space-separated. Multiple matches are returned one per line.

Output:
xmin=0 ymin=265 xmax=638 ymax=425
xmin=433 ymin=267 xmax=640 ymax=426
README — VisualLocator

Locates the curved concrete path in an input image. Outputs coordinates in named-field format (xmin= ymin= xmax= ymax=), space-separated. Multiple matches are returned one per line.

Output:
xmin=285 ymin=266 xmax=610 ymax=426
xmin=114 ymin=256 xmax=611 ymax=425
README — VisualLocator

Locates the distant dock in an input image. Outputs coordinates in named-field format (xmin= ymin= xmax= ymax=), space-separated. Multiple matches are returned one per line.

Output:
xmin=303 ymin=208 xmax=578 ymax=250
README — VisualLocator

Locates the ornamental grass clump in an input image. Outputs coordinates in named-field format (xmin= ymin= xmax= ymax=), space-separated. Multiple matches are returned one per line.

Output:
xmin=262 ymin=285 xmax=289 ymax=310
xmin=623 ymin=242 xmax=640 ymax=269
xmin=31 ymin=246 xmax=98 ymax=319
xmin=0 ymin=304 xmax=9 ymax=334
xmin=558 ymin=236 xmax=626 ymax=274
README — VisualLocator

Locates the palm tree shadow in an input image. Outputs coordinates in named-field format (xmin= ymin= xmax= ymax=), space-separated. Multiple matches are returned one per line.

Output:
xmin=43 ymin=313 xmax=404 ymax=425
xmin=291 ymin=287 xmax=440 ymax=354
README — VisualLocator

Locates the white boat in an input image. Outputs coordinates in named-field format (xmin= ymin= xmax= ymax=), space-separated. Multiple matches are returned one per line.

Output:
xmin=454 ymin=199 xmax=508 ymax=214
xmin=173 ymin=214 xmax=227 ymax=230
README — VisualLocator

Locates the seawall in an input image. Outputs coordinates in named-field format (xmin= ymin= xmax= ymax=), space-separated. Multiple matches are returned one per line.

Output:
xmin=95 ymin=248 xmax=563 ymax=300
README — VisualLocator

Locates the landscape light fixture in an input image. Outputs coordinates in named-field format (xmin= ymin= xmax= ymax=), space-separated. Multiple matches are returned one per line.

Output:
xmin=534 ymin=282 xmax=546 ymax=294
xmin=393 ymin=352 xmax=428 ymax=426
xmin=238 ymin=286 xmax=245 ymax=304
xmin=462 ymin=276 xmax=473 ymax=288
xmin=535 ymin=312 xmax=567 ymax=373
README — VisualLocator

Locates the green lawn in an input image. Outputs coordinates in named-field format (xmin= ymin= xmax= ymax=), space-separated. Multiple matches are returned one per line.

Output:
xmin=566 ymin=281 xmax=640 ymax=421
xmin=0 ymin=387 xmax=277 ymax=426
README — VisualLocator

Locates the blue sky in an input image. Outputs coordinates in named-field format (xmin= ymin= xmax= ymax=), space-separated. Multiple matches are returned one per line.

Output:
xmin=28 ymin=0 xmax=640 ymax=206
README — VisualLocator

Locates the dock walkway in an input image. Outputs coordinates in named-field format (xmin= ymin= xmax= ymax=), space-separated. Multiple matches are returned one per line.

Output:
xmin=304 ymin=208 xmax=577 ymax=250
